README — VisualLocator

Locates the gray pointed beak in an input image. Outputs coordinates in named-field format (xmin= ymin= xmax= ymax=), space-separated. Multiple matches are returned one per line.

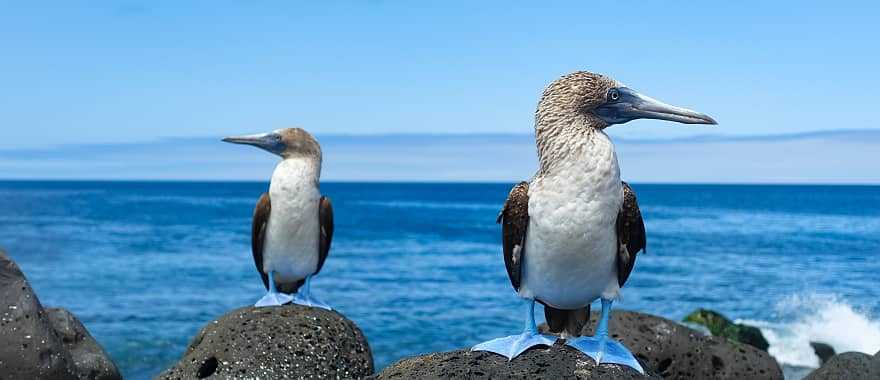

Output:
xmin=594 ymin=87 xmax=717 ymax=126
xmin=222 ymin=132 xmax=285 ymax=155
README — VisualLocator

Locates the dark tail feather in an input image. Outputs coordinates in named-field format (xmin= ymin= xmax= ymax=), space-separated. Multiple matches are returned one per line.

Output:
xmin=544 ymin=304 xmax=590 ymax=337
xmin=277 ymin=279 xmax=305 ymax=294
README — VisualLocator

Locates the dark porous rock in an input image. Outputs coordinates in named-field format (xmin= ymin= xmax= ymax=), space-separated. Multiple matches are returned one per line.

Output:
xmin=809 ymin=341 xmax=836 ymax=365
xmin=377 ymin=310 xmax=781 ymax=380
xmin=158 ymin=305 xmax=373 ymax=379
xmin=804 ymin=351 xmax=880 ymax=380
xmin=45 ymin=307 xmax=122 ymax=380
xmin=0 ymin=250 xmax=76 ymax=379
xmin=683 ymin=308 xmax=770 ymax=351
xmin=373 ymin=343 xmax=659 ymax=380
xmin=571 ymin=310 xmax=781 ymax=379
xmin=0 ymin=249 xmax=121 ymax=380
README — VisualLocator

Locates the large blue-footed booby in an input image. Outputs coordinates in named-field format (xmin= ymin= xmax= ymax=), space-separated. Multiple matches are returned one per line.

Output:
xmin=473 ymin=71 xmax=716 ymax=372
xmin=223 ymin=128 xmax=334 ymax=309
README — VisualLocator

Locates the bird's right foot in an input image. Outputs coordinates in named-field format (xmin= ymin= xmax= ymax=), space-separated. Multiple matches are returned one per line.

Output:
xmin=254 ymin=291 xmax=293 ymax=307
xmin=472 ymin=331 xmax=557 ymax=360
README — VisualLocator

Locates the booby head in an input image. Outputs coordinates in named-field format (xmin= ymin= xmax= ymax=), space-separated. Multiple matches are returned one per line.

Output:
xmin=223 ymin=127 xmax=322 ymax=160
xmin=539 ymin=71 xmax=717 ymax=129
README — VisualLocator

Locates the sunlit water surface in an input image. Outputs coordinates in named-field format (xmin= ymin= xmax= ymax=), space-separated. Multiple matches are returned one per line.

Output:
xmin=1 ymin=182 xmax=878 ymax=379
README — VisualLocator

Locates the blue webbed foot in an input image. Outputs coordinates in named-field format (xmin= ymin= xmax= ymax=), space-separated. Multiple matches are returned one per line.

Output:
xmin=566 ymin=335 xmax=644 ymax=374
xmin=255 ymin=271 xmax=293 ymax=307
xmin=292 ymin=292 xmax=332 ymax=310
xmin=567 ymin=298 xmax=644 ymax=374
xmin=472 ymin=330 xmax=557 ymax=360
xmin=254 ymin=291 xmax=293 ymax=307
xmin=472 ymin=298 xmax=556 ymax=360
xmin=291 ymin=275 xmax=332 ymax=310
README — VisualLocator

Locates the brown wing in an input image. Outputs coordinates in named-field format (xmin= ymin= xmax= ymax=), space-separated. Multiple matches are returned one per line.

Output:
xmin=252 ymin=193 xmax=271 ymax=290
xmin=616 ymin=182 xmax=646 ymax=287
xmin=315 ymin=196 xmax=334 ymax=275
xmin=498 ymin=181 xmax=530 ymax=291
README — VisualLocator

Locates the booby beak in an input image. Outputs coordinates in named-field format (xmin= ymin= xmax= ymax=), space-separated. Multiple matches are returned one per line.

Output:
xmin=222 ymin=132 xmax=285 ymax=155
xmin=593 ymin=87 xmax=717 ymax=126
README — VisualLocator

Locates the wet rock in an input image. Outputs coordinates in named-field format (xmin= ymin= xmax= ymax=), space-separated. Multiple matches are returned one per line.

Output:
xmin=809 ymin=341 xmax=836 ymax=365
xmin=804 ymin=351 xmax=880 ymax=380
xmin=158 ymin=305 xmax=373 ymax=379
xmin=683 ymin=308 xmax=770 ymax=351
xmin=0 ymin=249 xmax=121 ymax=380
xmin=373 ymin=343 xmax=659 ymax=380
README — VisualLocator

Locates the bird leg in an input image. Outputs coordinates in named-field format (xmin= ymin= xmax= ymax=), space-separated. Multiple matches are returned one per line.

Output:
xmin=471 ymin=298 xmax=557 ymax=359
xmin=566 ymin=299 xmax=644 ymax=374
xmin=292 ymin=275 xmax=332 ymax=310
xmin=254 ymin=271 xmax=293 ymax=307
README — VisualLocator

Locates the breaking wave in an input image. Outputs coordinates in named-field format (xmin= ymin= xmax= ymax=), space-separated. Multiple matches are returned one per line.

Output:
xmin=740 ymin=294 xmax=880 ymax=369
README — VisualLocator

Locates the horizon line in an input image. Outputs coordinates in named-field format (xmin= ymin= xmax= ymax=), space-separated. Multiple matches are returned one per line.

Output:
xmin=0 ymin=178 xmax=878 ymax=187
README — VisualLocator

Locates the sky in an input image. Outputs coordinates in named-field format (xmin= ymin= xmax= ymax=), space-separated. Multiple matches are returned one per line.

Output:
xmin=0 ymin=2 xmax=876 ymax=182
xmin=2 ymin=2 xmax=879 ymax=146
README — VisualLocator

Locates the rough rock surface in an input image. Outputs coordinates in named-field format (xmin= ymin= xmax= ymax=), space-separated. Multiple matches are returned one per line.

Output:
xmin=375 ymin=310 xmax=781 ymax=380
xmin=683 ymin=308 xmax=770 ymax=351
xmin=158 ymin=305 xmax=373 ymax=379
xmin=579 ymin=311 xmax=782 ymax=379
xmin=373 ymin=343 xmax=658 ymax=380
xmin=804 ymin=351 xmax=880 ymax=379
xmin=46 ymin=307 xmax=122 ymax=380
xmin=809 ymin=341 xmax=836 ymax=365
xmin=0 ymin=249 xmax=122 ymax=380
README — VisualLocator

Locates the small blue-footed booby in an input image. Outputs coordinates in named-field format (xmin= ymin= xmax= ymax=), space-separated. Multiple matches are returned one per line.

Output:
xmin=472 ymin=71 xmax=716 ymax=372
xmin=223 ymin=128 xmax=334 ymax=309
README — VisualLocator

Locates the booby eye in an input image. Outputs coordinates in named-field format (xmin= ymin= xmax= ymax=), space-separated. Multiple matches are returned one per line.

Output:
xmin=608 ymin=88 xmax=620 ymax=102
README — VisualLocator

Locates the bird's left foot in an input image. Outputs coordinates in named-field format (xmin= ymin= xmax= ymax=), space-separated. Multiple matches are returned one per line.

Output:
xmin=566 ymin=334 xmax=644 ymax=374
xmin=292 ymin=292 xmax=332 ymax=310
xmin=472 ymin=331 xmax=557 ymax=360
xmin=254 ymin=291 xmax=293 ymax=307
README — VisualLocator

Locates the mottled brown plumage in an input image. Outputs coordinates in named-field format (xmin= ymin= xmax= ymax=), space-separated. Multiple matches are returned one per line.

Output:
xmin=278 ymin=128 xmax=322 ymax=160
xmin=535 ymin=72 xmax=619 ymax=175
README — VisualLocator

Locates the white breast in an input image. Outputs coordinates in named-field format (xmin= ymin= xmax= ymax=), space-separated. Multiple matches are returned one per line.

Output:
xmin=520 ymin=132 xmax=623 ymax=309
xmin=262 ymin=159 xmax=321 ymax=283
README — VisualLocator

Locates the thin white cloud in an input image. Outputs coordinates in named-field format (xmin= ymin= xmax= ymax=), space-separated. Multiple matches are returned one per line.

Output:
xmin=0 ymin=130 xmax=877 ymax=184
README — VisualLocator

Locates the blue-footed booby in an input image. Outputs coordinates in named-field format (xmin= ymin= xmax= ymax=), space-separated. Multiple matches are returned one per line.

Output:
xmin=472 ymin=71 xmax=716 ymax=372
xmin=222 ymin=127 xmax=334 ymax=309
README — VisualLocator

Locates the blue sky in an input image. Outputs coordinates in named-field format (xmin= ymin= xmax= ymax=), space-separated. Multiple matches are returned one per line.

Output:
xmin=2 ymin=1 xmax=878 ymax=150
xmin=0 ymin=2 xmax=876 ymax=183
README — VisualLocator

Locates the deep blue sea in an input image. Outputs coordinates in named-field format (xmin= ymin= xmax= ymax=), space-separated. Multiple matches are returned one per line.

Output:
xmin=1 ymin=181 xmax=878 ymax=379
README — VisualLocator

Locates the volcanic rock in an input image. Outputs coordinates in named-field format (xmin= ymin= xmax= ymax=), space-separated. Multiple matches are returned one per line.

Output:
xmin=158 ymin=305 xmax=373 ymax=379
xmin=0 ymin=249 xmax=121 ymax=380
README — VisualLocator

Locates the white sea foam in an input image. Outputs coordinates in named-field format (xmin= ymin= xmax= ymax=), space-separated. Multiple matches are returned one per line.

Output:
xmin=740 ymin=294 xmax=880 ymax=369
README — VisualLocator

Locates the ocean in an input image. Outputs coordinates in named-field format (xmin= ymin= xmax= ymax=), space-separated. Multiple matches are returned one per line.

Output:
xmin=0 ymin=181 xmax=878 ymax=379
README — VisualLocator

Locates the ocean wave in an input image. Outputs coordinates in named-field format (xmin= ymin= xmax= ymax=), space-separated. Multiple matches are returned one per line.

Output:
xmin=107 ymin=195 xmax=255 ymax=207
xmin=645 ymin=206 xmax=880 ymax=237
xmin=353 ymin=200 xmax=500 ymax=211
xmin=739 ymin=293 xmax=880 ymax=369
